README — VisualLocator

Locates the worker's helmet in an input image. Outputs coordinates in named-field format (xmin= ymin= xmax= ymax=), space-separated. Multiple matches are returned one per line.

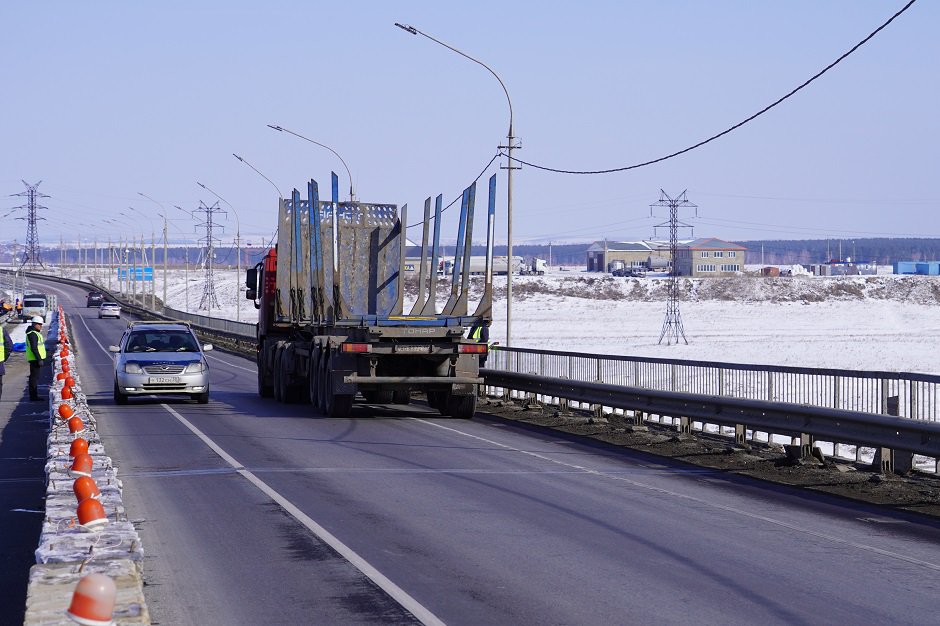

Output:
xmin=30 ymin=316 xmax=44 ymax=325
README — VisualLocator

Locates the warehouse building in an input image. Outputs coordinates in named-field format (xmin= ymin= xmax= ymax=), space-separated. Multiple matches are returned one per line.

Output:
xmin=585 ymin=240 xmax=673 ymax=272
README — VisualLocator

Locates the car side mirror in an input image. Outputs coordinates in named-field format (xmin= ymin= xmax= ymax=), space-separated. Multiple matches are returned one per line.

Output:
xmin=108 ymin=345 xmax=121 ymax=353
xmin=202 ymin=344 xmax=214 ymax=352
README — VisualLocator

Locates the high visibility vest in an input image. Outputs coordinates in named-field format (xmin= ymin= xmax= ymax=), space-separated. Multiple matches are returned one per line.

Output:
xmin=0 ymin=337 xmax=5 ymax=362
xmin=25 ymin=329 xmax=46 ymax=362
xmin=470 ymin=326 xmax=483 ymax=341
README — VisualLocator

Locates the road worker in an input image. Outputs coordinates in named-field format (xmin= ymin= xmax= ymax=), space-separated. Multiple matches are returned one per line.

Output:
xmin=25 ymin=316 xmax=47 ymax=400
xmin=468 ymin=319 xmax=491 ymax=367
xmin=0 ymin=325 xmax=12 ymax=401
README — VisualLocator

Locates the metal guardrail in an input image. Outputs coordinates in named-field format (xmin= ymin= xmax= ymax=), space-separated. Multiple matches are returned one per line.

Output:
xmin=489 ymin=346 xmax=940 ymax=422
xmin=162 ymin=305 xmax=256 ymax=337
xmin=482 ymin=370 xmax=940 ymax=467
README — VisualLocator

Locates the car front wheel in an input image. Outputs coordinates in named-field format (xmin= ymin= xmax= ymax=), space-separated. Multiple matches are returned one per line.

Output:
xmin=113 ymin=380 xmax=128 ymax=405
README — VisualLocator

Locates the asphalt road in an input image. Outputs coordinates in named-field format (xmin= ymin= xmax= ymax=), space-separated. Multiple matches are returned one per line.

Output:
xmin=30 ymin=277 xmax=940 ymax=625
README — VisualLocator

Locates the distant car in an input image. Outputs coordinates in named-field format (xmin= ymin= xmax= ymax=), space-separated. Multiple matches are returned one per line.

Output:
xmin=86 ymin=291 xmax=105 ymax=307
xmin=109 ymin=322 xmax=213 ymax=404
xmin=612 ymin=268 xmax=646 ymax=278
xmin=98 ymin=302 xmax=121 ymax=319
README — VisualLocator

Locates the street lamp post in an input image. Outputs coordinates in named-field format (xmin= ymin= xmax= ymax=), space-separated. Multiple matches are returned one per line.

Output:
xmin=174 ymin=206 xmax=193 ymax=312
xmin=128 ymin=206 xmax=156 ymax=309
xmin=394 ymin=23 xmax=518 ymax=345
xmin=267 ymin=125 xmax=355 ymax=202
xmin=137 ymin=193 xmax=171 ymax=309
xmin=196 ymin=181 xmax=242 ymax=323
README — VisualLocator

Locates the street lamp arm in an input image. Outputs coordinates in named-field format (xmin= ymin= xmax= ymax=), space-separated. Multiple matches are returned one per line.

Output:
xmin=394 ymin=23 xmax=513 ymax=135
xmin=233 ymin=153 xmax=284 ymax=200
xmin=267 ymin=125 xmax=355 ymax=201
xmin=195 ymin=181 xmax=240 ymax=232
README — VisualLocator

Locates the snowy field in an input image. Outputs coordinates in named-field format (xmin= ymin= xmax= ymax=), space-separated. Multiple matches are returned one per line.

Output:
xmin=32 ymin=266 xmax=940 ymax=376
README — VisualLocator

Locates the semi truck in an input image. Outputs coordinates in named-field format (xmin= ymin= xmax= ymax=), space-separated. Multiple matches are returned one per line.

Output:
xmin=246 ymin=172 xmax=497 ymax=418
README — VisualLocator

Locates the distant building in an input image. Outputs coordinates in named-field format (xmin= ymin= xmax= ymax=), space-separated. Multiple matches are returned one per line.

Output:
xmin=811 ymin=261 xmax=877 ymax=276
xmin=674 ymin=238 xmax=747 ymax=277
xmin=585 ymin=240 xmax=673 ymax=272
xmin=894 ymin=261 xmax=940 ymax=276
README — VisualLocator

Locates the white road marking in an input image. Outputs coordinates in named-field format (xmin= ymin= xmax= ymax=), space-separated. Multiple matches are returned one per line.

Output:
xmin=77 ymin=310 xmax=443 ymax=625
xmin=160 ymin=403 xmax=444 ymax=626
xmin=413 ymin=418 xmax=940 ymax=572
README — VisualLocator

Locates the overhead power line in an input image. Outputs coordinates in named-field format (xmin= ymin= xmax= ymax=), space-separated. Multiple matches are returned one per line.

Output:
xmin=499 ymin=0 xmax=918 ymax=175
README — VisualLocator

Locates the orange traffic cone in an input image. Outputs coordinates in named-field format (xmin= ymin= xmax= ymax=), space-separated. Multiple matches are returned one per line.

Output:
xmin=56 ymin=372 xmax=67 ymax=381
xmin=62 ymin=363 xmax=71 ymax=374
xmin=73 ymin=476 xmax=101 ymax=503
xmin=66 ymin=572 xmax=116 ymax=625
xmin=70 ymin=453 xmax=93 ymax=478
xmin=76 ymin=498 xmax=109 ymax=532
xmin=65 ymin=376 xmax=76 ymax=388
xmin=69 ymin=438 xmax=89 ymax=458
xmin=58 ymin=404 xmax=75 ymax=421
xmin=68 ymin=416 xmax=85 ymax=435
xmin=62 ymin=386 xmax=74 ymax=400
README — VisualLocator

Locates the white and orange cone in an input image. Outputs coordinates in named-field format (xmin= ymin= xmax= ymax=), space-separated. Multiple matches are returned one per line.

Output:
xmin=65 ymin=572 xmax=116 ymax=625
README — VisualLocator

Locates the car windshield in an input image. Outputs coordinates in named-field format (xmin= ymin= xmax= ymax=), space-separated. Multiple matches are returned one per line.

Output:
xmin=125 ymin=330 xmax=199 ymax=353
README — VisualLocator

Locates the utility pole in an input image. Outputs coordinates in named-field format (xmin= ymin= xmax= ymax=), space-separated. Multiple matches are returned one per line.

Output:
xmin=193 ymin=200 xmax=225 ymax=310
xmin=651 ymin=190 xmax=697 ymax=346
xmin=12 ymin=180 xmax=49 ymax=270
xmin=196 ymin=182 xmax=242 ymax=322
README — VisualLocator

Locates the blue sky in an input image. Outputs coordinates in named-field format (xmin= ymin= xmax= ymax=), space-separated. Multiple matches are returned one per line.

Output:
xmin=1 ymin=1 xmax=935 ymax=249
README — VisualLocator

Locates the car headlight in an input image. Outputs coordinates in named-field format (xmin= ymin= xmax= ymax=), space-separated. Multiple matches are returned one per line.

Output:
xmin=184 ymin=361 xmax=206 ymax=374
xmin=124 ymin=362 xmax=143 ymax=374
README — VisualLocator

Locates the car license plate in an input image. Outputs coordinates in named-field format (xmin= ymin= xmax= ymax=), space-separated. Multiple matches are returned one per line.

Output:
xmin=148 ymin=376 xmax=180 ymax=384
xmin=394 ymin=345 xmax=430 ymax=354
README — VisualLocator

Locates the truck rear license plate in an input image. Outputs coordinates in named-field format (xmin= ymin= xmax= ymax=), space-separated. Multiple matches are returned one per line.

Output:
xmin=394 ymin=345 xmax=430 ymax=354
xmin=148 ymin=376 xmax=181 ymax=384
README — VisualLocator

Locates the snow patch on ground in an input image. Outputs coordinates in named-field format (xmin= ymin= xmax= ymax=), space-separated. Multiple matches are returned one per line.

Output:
xmin=51 ymin=267 xmax=940 ymax=375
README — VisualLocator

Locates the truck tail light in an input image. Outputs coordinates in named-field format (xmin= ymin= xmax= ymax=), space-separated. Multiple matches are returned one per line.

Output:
xmin=458 ymin=344 xmax=487 ymax=354
xmin=341 ymin=342 xmax=372 ymax=353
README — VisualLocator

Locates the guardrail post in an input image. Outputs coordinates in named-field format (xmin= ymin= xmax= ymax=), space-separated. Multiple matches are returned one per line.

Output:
xmin=734 ymin=423 xmax=746 ymax=446
xmin=678 ymin=415 xmax=691 ymax=435
xmin=873 ymin=395 xmax=912 ymax=474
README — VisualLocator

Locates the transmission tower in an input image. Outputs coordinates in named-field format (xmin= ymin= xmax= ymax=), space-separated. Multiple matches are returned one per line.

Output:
xmin=651 ymin=190 xmax=696 ymax=345
xmin=11 ymin=180 xmax=49 ymax=270
xmin=193 ymin=200 xmax=225 ymax=310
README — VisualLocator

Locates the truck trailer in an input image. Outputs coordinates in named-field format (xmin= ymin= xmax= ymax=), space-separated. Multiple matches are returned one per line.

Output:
xmin=247 ymin=172 xmax=497 ymax=418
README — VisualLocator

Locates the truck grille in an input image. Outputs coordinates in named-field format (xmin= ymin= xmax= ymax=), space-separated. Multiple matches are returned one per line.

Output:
xmin=143 ymin=365 xmax=186 ymax=375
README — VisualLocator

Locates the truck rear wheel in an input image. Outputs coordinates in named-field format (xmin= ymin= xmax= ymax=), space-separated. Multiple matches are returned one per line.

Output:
xmin=258 ymin=353 xmax=274 ymax=398
xmin=273 ymin=347 xmax=285 ymax=402
xmin=392 ymin=390 xmax=411 ymax=405
xmin=308 ymin=350 xmax=321 ymax=408
xmin=446 ymin=394 xmax=477 ymax=419
xmin=324 ymin=367 xmax=353 ymax=418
